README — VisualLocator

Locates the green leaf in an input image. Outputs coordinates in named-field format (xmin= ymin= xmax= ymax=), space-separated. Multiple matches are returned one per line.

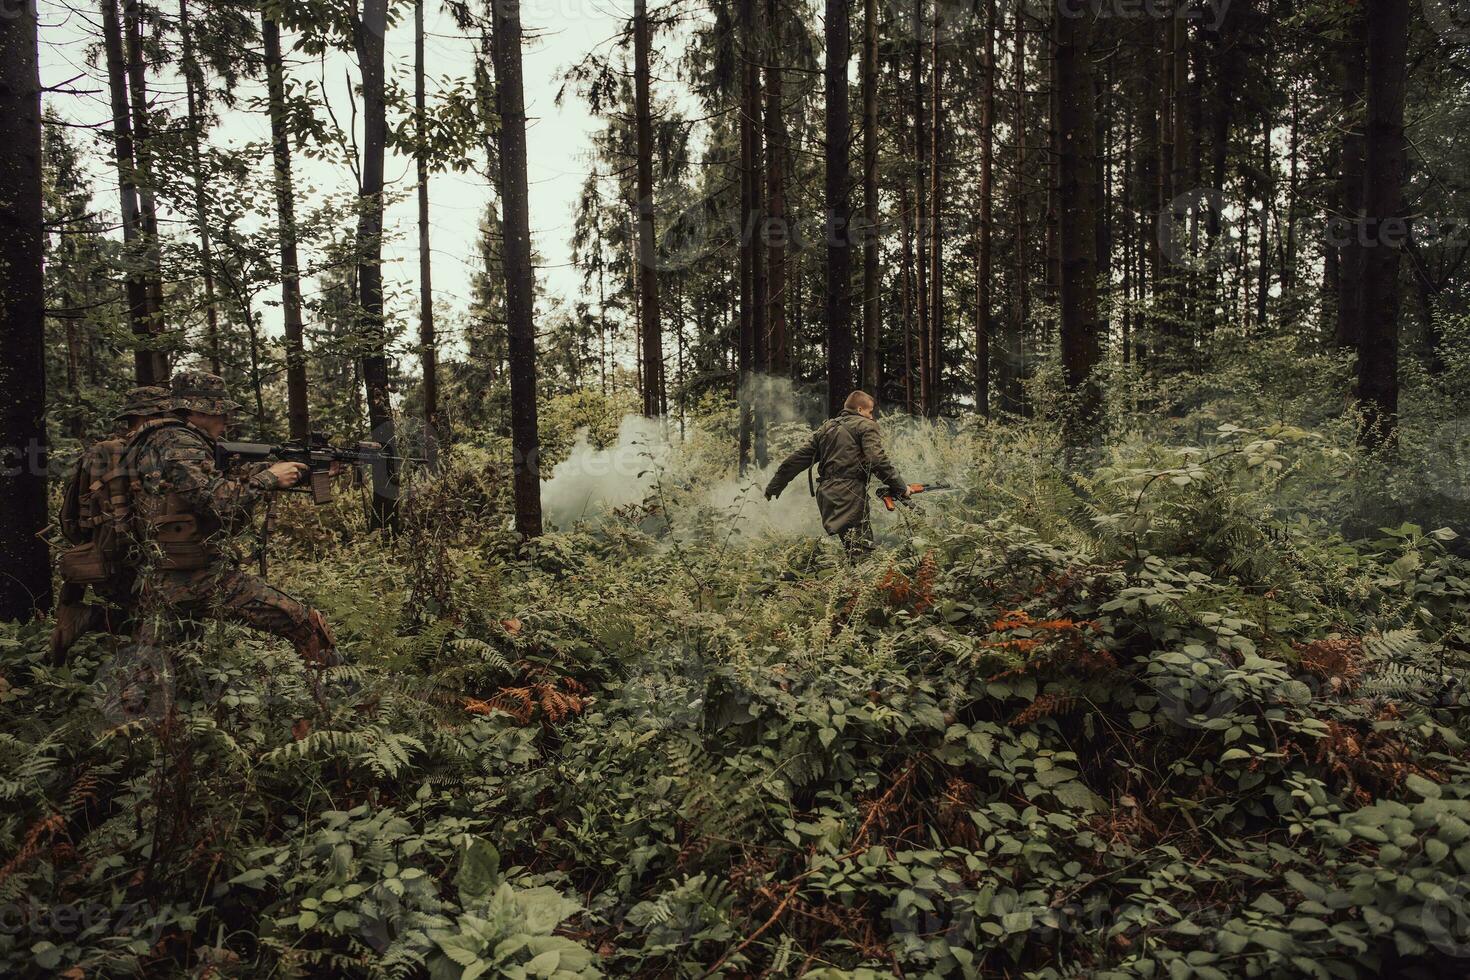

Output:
xmin=456 ymin=836 xmax=502 ymax=904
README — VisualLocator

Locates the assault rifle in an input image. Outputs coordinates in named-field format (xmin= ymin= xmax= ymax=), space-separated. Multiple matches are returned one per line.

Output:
xmin=876 ymin=482 xmax=957 ymax=511
xmin=217 ymin=434 xmax=426 ymax=504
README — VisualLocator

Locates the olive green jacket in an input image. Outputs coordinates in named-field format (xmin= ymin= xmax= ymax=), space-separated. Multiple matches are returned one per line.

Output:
xmin=764 ymin=411 xmax=908 ymax=535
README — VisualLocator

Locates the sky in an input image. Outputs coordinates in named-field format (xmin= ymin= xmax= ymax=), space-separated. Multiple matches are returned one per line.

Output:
xmin=36 ymin=0 xmax=642 ymax=357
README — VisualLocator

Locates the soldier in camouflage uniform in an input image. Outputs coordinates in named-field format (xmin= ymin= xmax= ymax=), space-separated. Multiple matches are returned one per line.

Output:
xmin=127 ymin=370 xmax=338 ymax=666
xmin=49 ymin=386 xmax=178 ymax=661
xmin=763 ymin=390 xmax=910 ymax=555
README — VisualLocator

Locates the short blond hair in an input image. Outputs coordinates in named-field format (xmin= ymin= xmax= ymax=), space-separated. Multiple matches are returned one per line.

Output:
xmin=843 ymin=390 xmax=875 ymax=413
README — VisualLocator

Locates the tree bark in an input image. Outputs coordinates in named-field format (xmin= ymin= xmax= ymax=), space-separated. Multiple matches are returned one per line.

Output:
xmin=736 ymin=0 xmax=754 ymax=468
xmin=353 ymin=0 xmax=398 ymax=529
xmin=765 ymin=0 xmax=789 ymax=378
xmin=824 ymin=0 xmax=854 ymax=415
xmin=123 ymin=1 xmax=167 ymax=365
xmin=491 ymin=0 xmax=544 ymax=534
xmin=1356 ymin=0 xmax=1408 ymax=449
xmin=859 ymin=0 xmax=880 ymax=393
xmin=178 ymin=0 xmax=222 ymax=376
xmin=264 ymin=15 xmax=311 ymax=443
xmin=927 ymin=5 xmax=943 ymax=416
xmin=634 ymin=0 xmax=663 ymax=418
xmin=415 ymin=0 xmax=440 ymax=459
xmin=100 ymin=0 xmax=163 ymax=384
xmin=1055 ymin=0 xmax=1100 ymax=445
xmin=975 ymin=0 xmax=995 ymax=417
xmin=1005 ymin=5 xmax=1026 ymax=412
xmin=910 ymin=0 xmax=929 ymax=415
xmin=0 ymin=0 xmax=50 ymax=621
xmin=1335 ymin=3 xmax=1367 ymax=351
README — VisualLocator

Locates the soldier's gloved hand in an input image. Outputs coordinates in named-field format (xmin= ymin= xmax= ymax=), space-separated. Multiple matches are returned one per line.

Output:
xmin=764 ymin=487 xmax=779 ymax=501
xmin=268 ymin=461 xmax=310 ymax=489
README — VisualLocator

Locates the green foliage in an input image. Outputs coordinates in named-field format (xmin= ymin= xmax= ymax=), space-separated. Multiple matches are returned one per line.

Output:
xmin=4 ymin=417 xmax=1470 ymax=977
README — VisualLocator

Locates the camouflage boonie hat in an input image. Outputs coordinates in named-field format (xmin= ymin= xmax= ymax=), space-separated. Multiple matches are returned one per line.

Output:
xmin=170 ymin=370 xmax=242 ymax=416
xmin=113 ymin=385 xmax=174 ymax=421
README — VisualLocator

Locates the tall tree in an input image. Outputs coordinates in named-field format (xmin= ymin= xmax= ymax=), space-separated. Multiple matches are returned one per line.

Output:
xmin=765 ymin=0 xmax=789 ymax=377
xmin=0 ymin=0 xmax=50 ymax=621
xmin=1054 ymin=0 xmax=1100 ymax=445
xmin=263 ymin=14 xmax=311 ymax=442
xmin=927 ymin=5 xmax=943 ymax=415
xmin=123 ymin=1 xmax=167 ymax=364
xmin=99 ymin=0 xmax=164 ymax=383
xmin=859 ymin=0 xmax=880 ymax=393
xmin=177 ymin=0 xmax=222 ymax=375
xmin=1334 ymin=3 xmax=1367 ymax=350
xmin=1356 ymin=0 xmax=1408 ymax=449
xmin=1005 ymin=4 xmax=1026 ymax=413
xmin=492 ymin=0 xmax=545 ymax=535
xmin=975 ymin=0 xmax=995 ymax=417
xmin=824 ymin=0 xmax=854 ymax=413
xmin=415 ymin=0 xmax=440 ymax=455
xmin=633 ymin=0 xmax=663 ymax=418
xmin=352 ymin=0 xmax=398 ymax=529
xmin=910 ymin=0 xmax=929 ymax=413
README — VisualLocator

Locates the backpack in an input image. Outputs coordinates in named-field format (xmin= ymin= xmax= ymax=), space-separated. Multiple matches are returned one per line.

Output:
xmin=56 ymin=419 xmax=183 ymax=586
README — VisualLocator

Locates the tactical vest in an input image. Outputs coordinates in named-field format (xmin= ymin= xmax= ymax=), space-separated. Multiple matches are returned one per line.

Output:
xmin=120 ymin=419 xmax=216 ymax=573
xmin=55 ymin=419 xmax=210 ymax=585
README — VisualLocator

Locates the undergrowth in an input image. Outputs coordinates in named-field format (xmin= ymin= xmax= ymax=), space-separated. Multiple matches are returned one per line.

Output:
xmin=3 ymin=412 xmax=1470 ymax=979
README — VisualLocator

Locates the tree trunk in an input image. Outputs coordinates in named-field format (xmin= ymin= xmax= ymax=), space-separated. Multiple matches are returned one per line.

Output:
xmin=123 ymin=1 xmax=167 ymax=366
xmin=975 ymin=0 xmax=995 ymax=417
xmin=910 ymin=0 xmax=929 ymax=415
xmin=0 ymin=0 xmax=50 ymax=621
xmin=736 ymin=0 xmax=754 ymax=469
xmin=765 ymin=0 xmax=789 ymax=378
xmin=354 ymin=0 xmax=398 ymax=530
xmin=927 ymin=6 xmax=943 ymax=416
xmin=634 ymin=0 xmax=663 ymax=418
xmin=1256 ymin=110 xmax=1270 ymax=331
xmin=264 ymin=15 xmax=311 ymax=443
xmin=900 ymin=180 xmax=917 ymax=414
xmin=1136 ymin=20 xmax=1160 ymax=365
xmin=743 ymin=0 xmax=767 ymax=465
xmin=492 ymin=0 xmax=544 ymax=534
xmin=1006 ymin=6 xmax=1026 ymax=413
xmin=178 ymin=0 xmax=221 ymax=376
xmin=1055 ymin=0 xmax=1100 ymax=445
xmin=1335 ymin=4 xmax=1367 ymax=351
xmin=1356 ymin=0 xmax=1408 ymax=449
xmin=859 ymin=0 xmax=880 ymax=393
xmin=100 ymin=0 xmax=163 ymax=384
xmin=824 ymin=0 xmax=854 ymax=415
xmin=415 ymin=0 xmax=440 ymax=459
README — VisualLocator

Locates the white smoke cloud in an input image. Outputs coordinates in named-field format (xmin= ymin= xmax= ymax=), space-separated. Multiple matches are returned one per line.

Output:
xmin=539 ymin=414 xmax=675 ymax=526
xmin=538 ymin=374 xmax=965 ymax=544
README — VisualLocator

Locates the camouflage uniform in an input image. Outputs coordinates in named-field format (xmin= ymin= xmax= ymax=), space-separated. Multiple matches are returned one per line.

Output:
xmin=49 ymin=386 xmax=177 ymax=662
xmin=764 ymin=409 xmax=909 ymax=554
xmin=128 ymin=371 xmax=335 ymax=664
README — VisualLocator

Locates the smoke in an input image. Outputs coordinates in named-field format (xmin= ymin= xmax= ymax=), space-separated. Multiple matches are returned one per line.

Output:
xmin=538 ymin=374 xmax=965 ymax=545
xmin=538 ymin=414 xmax=675 ymax=526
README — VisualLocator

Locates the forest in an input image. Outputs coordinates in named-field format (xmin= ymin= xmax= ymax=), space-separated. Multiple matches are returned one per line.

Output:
xmin=2 ymin=0 xmax=1470 ymax=976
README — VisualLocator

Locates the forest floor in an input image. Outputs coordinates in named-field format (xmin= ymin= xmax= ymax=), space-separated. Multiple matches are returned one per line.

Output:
xmin=3 ymin=411 xmax=1470 ymax=978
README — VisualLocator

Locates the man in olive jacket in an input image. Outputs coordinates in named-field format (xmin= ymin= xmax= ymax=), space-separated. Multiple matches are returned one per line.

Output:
xmin=763 ymin=391 xmax=909 ymax=553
